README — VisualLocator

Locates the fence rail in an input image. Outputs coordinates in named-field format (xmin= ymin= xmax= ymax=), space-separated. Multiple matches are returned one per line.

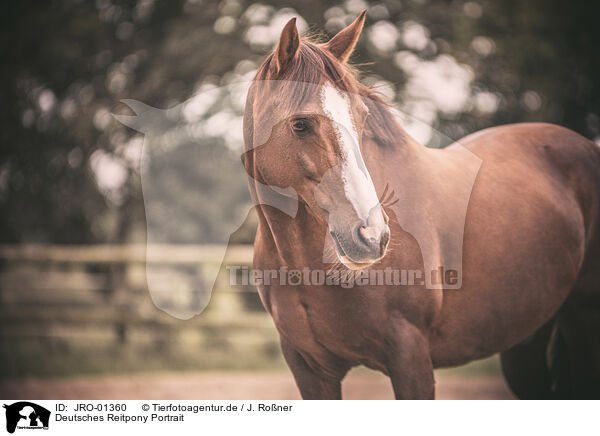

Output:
xmin=0 ymin=244 xmax=254 ymax=265
xmin=0 ymin=244 xmax=283 ymax=379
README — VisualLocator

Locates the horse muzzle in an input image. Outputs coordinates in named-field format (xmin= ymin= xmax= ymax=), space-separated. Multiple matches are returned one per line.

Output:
xmin=330 ymin=222 xmax=390 ymax=269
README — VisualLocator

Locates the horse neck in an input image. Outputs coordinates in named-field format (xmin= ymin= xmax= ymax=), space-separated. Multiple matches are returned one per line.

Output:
xmin=362 ymin=130 xmax=436 ymax=193
xmin=254 ymin=199 xmax=328 ymax=269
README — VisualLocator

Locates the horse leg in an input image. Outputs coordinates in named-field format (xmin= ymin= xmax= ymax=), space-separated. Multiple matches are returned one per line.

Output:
xmin=500 ymin=317 xmax=571 ymax=399
xmin=280 ymin=338 xmax=343 ymax=399
xmin=558 ymin=293 xmax=600 ymax=399
xmin=387 ymin=318 xmax=435 ymax=399
xmin=549 ymin=249 xmax=600 ymax=399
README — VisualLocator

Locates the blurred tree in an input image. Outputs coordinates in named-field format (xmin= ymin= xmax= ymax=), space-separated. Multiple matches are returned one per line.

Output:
xmin=0 ymin=0 xmax=186 ymax=243
xmin=0 ymin=0 xmax=598 ymax=244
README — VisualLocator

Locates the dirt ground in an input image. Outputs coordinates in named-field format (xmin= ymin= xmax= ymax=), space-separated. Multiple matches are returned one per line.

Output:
xmin=0 ymin=370 xmax=515 ymax=400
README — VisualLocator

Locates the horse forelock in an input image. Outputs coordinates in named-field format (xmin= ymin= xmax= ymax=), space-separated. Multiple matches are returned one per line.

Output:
xmin=249 ymin=40 xmax=405 ymax=149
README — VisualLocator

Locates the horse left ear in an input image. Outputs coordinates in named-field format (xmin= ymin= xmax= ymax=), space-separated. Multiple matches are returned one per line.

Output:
xmin=271 ymin=17 xmax=300 ymax=76
xmin=324 ymin=10 xmax=366 ymax=63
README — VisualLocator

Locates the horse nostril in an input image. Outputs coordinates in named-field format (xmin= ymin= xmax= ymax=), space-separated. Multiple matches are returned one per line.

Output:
xmin=358 ymin=225 xmax=378 ymax=247
xmin=357 ymin=224 xmax=390 ymax=257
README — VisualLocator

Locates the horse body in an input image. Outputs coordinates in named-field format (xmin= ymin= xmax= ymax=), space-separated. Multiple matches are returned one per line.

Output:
xmin=245 ymin=13 xmax=600 ymax=399
xmin=432 ymin=123 xmax=596 ymax=363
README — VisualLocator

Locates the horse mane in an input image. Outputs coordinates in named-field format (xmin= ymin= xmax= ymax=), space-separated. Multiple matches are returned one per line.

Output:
xmin=250 ymin=40 xmax=405 ymax=148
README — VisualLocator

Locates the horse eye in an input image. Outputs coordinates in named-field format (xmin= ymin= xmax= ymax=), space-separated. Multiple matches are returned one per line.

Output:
xmin=291 ymin=119 xmax=309 ymax=134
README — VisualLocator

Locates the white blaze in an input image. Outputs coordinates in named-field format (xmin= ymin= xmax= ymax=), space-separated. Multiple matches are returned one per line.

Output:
xmin=320 ymin=83 xmax=380 ymax=222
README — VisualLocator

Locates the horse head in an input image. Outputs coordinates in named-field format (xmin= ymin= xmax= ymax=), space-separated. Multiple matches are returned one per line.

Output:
xmin=244 ymin=12 xmax=392 ymax=270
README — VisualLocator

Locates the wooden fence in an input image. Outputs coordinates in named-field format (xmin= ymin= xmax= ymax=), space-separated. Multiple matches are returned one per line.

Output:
xmin=0 ymin=244 xmax=285 ymax=379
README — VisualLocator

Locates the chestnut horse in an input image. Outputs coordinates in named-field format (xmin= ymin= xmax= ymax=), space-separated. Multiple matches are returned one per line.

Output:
xmin=243 ymin=12 xmax=600 ymax=399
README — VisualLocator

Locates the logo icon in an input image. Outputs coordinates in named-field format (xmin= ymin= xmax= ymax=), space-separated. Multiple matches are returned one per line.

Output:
xmin=3 ymin=402 xmax=50 ymax=434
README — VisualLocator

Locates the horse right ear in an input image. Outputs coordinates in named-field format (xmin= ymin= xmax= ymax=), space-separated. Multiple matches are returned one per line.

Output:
xmin=270 ymin=18 xmax=300 ymax=76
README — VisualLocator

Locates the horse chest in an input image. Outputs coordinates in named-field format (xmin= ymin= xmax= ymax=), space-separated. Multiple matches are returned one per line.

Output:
xmin=264 ymin=283 xmax=390 ymax=368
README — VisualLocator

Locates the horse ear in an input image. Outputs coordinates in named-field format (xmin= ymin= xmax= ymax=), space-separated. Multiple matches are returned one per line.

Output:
xmin=271 ymin=17 xmax=300 ymax=76
xmin=324 ymin=10 xmax=366 ymax=63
